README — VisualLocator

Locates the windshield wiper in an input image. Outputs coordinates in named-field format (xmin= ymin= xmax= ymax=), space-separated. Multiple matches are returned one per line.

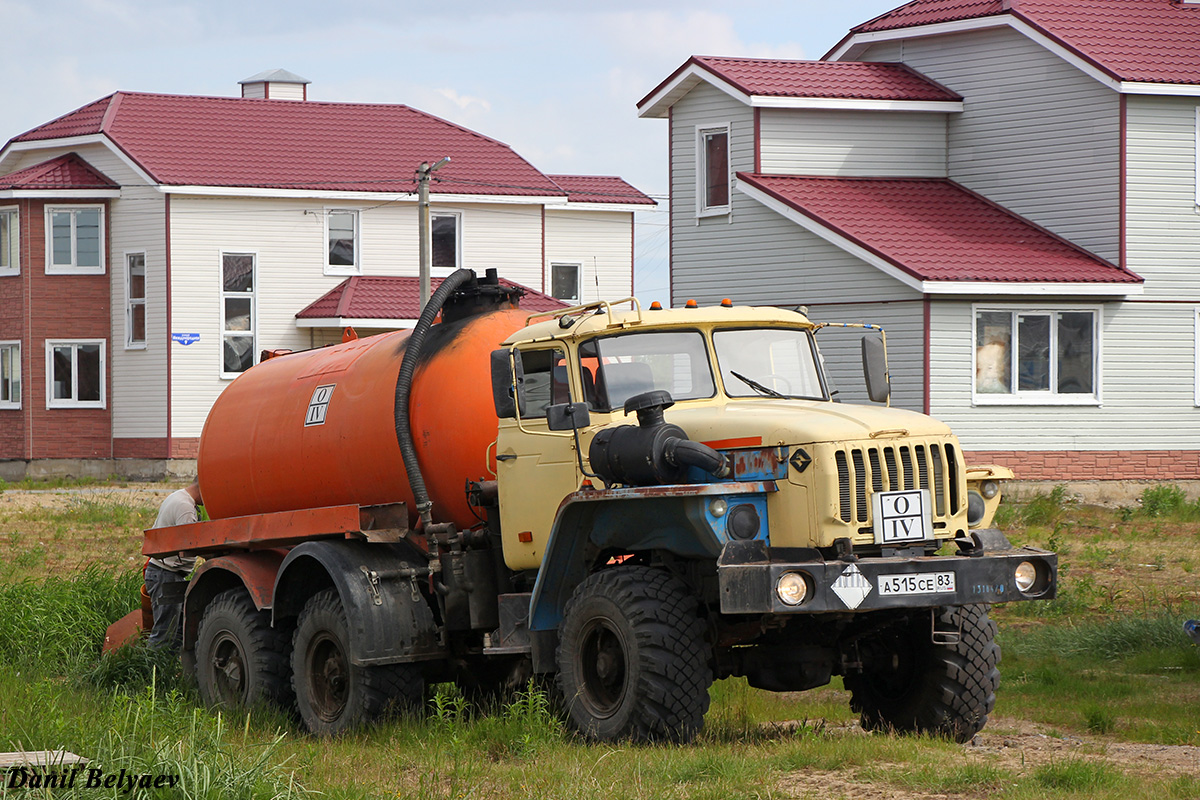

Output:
xmin=729 ymin=370 xmax=786 ymax=399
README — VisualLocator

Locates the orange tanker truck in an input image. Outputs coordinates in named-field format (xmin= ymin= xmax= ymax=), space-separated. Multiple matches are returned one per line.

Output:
xmin=119 ymin=267 xmax=1056 ymax=742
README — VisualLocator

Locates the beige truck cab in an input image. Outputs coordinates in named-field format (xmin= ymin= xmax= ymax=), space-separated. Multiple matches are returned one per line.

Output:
xmin=489 ymin=298 xmax=1055 ymax=742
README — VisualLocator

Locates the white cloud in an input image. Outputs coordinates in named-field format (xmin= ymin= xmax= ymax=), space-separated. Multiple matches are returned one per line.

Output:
xmin=434 ymin=88 xmax=492 ymax=114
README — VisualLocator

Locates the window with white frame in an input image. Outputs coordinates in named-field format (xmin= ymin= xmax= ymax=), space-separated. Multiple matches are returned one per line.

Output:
xmin=326 ymin=209 xmax=359 ymax=274
xmin=974 ymin=308 xmax=1098 ymax=402
xmin=220 ymin=252 xmax=256 ymax=377
xmin=697 ymin=124 xmax=730 ymax=216
xmin=0 ymin=341 xmax=20 ymax=408
xmin=46 ymin=206 xmax=104 ymax=274
xmin=126 ymin=253 xmax=146 ymax=348
xmin=431 ymin=212 xmax=460 ymax=272
xmin=550 ymin=262 xmax=581 ymax=303
xmin=0 ymin=208 xmax=17 ymax=276
xmin=46 ymin=340 xmax=104 ymax=408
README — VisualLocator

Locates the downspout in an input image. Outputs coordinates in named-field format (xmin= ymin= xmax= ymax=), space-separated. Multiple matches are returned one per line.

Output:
xmin=164 ymin=194 xmax=172 ymax=459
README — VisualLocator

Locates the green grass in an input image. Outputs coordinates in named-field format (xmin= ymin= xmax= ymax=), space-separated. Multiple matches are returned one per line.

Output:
xmin=0 ymin=487 xmax=1198 ymax=798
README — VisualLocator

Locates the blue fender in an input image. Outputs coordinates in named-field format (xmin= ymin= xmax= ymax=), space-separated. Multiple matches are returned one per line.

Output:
xmin=528 ymin=481 xmax=775 ymax=632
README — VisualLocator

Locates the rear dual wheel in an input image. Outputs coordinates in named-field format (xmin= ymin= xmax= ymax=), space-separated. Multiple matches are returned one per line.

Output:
xmin=195 ymin=588 xmax=293 ymax=712
xmin=292 ymin=588 xmax=424 ymax=735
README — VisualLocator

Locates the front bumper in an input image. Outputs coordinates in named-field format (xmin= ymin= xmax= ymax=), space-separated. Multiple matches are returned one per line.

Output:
xmin=718 ymin=539 xmax=1056 ymax=614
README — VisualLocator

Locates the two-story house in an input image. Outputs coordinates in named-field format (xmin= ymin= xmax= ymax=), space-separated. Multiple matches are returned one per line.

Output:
xmin=0 ymin=70 xmax=652 ymax=477
xmin=638 ymin=0 xmax=1200 ymax=481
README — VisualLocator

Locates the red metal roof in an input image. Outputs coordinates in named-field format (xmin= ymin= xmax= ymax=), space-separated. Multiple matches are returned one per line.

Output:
xmin=0 ymin=153 xmax=118 ymax=190
xmin=738 ymin=173 xmax=1142 ymax=285
xmin=688 ymin=56 xmax=961 ymax=100
xmin=8 ymin=92 xmax=574 ymax=196
xmin=842 ymin=0 xmax=1200 ymax=85
xmin=548 ymin=175 xmax=656 ymax=205
xmin=296 ymin=276 xmax=568 ymax=321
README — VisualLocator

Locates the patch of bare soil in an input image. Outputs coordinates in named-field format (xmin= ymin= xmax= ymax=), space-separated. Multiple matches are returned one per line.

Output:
xmin=776 ymin=716 xmax=1200 ymax=799
xmin=0 ymin=486 xmax=175 ymax=514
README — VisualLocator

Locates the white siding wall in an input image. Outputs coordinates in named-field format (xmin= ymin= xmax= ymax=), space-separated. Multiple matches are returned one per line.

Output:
xmin=167 ymin=196 xmax=546 ymax=436
xmin=806 ymin=300 xmax=925 ymax=413
xmin=929 ymin=299 xmax=1200 ymax=451
xmin=860 ymin=27 xmax=1121 ymax=262
xmin=544 ymin=209 xmax=633 ymax=303
xmin=4 ymin=144 xmax=169 ymax=438
xmin=1125 ymin=96 xmax=1200 ymax=299
xmin=670 ymin=82 xmax=755 ymax=307
xmin=759 ymin=108 xmax=946 ymax=177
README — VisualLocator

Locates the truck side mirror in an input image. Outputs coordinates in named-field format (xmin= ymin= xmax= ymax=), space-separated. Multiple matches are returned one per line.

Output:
xmin=862 ymin=334 xmax=890 ymax=404
xmin=546 ymin=402 xmax=591 ymax=432
xmin=490 ymin=349 xmax=522 ymax=418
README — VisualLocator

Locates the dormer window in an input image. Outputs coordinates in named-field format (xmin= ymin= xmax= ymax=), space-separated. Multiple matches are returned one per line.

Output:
xmin=697 ymin=124 xmax=730 ymax=216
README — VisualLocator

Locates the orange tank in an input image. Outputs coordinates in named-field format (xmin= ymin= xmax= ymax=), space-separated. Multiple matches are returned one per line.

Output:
xmin=197 ymin=307 xmax=529 ymax=528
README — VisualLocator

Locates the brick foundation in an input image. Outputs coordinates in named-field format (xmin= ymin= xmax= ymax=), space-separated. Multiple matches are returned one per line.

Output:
xmin=113 ymin=437 xmax=170 ymax=459
xmin=965 ymin=450 xmax=1200 ymax=481
xmin=170 ymin=438 xmax=200 ymax=459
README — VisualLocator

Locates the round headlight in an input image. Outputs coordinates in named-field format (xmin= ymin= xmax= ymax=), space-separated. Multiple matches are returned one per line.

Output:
xmin=1014 ymin=561 xmax=1038 ymax=593
xmin=709 ymin=498 xmax=728 ymax=518
xmin=727 ymin=504 xmax=761 ymax=540
xmin=776 ymin=572 xmax=808 ymax=606
xmin=981 ymin=480 xmax=1000 ymax=499
xmin=967 ymin=491 xmax=986 ymax=527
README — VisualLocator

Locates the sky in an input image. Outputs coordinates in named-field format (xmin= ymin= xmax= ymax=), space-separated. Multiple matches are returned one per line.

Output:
xmin=0 ymin=0 xmax=903 ymax=303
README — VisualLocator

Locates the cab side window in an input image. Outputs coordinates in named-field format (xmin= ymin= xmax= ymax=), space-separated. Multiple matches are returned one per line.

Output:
xmin=517 ymin=348 xmax=570 ymax=419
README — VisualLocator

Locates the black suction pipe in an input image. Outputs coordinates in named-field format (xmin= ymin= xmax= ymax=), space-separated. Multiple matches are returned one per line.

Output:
xmin=394 ymin=268 xmax=475 ymax=529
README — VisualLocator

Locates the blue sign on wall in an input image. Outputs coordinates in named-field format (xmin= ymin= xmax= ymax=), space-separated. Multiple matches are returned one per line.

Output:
xmin=171 ymin=333 xmax=201 ymax=346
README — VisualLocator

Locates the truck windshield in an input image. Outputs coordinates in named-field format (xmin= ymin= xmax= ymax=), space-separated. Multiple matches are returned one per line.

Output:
xmin=578 ymin=331 xmax=716 ymax=411
xmin=713 ymin=328 xmax=826 ymax=400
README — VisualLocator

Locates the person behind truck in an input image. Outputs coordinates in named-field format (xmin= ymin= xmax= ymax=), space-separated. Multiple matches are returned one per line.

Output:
xmin=144 ymin=480 xmax=202 ymax=650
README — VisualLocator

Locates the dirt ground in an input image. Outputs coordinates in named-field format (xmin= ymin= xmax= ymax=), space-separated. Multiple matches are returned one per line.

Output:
xmin=779 ymin=716 xmax=1200 ymax=799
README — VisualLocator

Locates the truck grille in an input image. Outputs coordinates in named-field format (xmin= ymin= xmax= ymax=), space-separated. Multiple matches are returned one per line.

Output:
xmin=834 ymin=443 xmax=960 ymax=525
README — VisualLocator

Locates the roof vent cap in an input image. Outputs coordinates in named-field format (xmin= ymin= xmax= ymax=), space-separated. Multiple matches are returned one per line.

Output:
xmin=239 ymin=69 xmax=311 ymax=101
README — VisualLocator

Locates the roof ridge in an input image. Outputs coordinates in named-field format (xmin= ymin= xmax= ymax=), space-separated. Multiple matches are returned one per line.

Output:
xmin=335 ymin=276 xmax=358 ymax=318
xmin=99 ymin=92 xmax=124 ymax=133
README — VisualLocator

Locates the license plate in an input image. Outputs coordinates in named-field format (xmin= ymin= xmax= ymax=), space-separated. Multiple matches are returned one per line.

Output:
xmin=871 ymin=488 xmax=933 ymax=545
xmin=878 ymin=571 xmax=956 ymax=596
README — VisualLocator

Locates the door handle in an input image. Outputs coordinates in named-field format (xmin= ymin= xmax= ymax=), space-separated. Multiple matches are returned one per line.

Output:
xmin=496 ymin=454 xmax=517 ymax=462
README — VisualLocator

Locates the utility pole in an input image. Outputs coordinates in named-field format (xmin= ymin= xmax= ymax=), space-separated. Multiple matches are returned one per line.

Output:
xmin=417 ymin=157 xmax=450 ymax=308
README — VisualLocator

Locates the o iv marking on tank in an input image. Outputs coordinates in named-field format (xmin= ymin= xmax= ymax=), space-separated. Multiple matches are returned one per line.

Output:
xmin=831 ymin=563 xmax=872 ymax=609
xmin=305 ymin=384 xmax=336 ymax=427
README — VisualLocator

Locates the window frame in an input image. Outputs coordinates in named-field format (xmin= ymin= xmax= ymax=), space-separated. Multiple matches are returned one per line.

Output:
xmin=0 ymin=207 xmax=18 ymax=277
xmin=971 ymin=304 xmax=1102 ymax=406
xmin=44 ymin=205 xmax=105 ymax=275
xmin=549 ymin=261 xmax=583 ymax=304
xmin=125 ymin=251 xmax=147 ymax=350
xmin=695 ymin=123 xmax=732 ymax=218
xmin=324 ymin=208 xmax=360 ymax=275
xmin=45 ymin=339 xmax=106 ymax=409
xmin=430 ymin=210 xmax=462 ymax=277
xmin=0 ymin=341 xmax=20 ymax=409
xmin=219 ymin=251 xmax=257 ymax=380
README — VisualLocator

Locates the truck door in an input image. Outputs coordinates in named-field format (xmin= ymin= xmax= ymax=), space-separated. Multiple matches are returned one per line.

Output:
xmin=495 ymin=345 xmax=582 ymax=571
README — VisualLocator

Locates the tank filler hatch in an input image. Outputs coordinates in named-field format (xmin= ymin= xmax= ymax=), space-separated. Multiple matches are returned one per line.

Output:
xmin=441 ymin=268 xmax=525 ymax=324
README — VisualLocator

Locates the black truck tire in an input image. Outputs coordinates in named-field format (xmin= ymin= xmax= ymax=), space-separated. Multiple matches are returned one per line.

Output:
xmin=291 ymin=588 xmax=423 ymax=736
xmin=556 ymin=566 xmax=712 ymax=743
xmin=845 ymin=604 xmax=1000 ymax=743
xmin=195 ymin=588 xmax=293 ymax=711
